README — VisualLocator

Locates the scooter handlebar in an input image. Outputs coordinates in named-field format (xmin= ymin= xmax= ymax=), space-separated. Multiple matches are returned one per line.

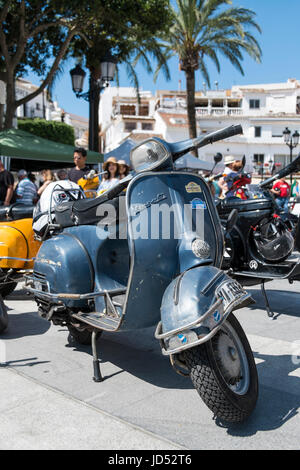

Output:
xmin=199 ymin=125 xmax=243 ymax=147
xmin=259 ymin=152 xmax=300 ymax=188
xmin=171 ymin=125 xmax=243 ymax=160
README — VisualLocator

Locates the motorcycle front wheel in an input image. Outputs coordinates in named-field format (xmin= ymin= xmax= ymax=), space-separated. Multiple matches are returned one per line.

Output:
xmin=182 ymin=313 xmax=258 ymax=423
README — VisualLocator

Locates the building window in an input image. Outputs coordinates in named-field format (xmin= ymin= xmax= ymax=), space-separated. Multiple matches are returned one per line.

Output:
xmin=139 ymin=105 xmax=149 ymax=116
xmin=124 ymin=121 xmax=137 ymax=132
xmin=120 ymin=105 xmax=136 ymax=116
xmin=142 ymin=122 xmax=153 ymax=131
xmin=36 ymin=103 xmax=41 ymax=110
xmin=249 ymin=99 xmax=260 ymax=109
xmin=255 ymin=126 xmax=261 ymax=137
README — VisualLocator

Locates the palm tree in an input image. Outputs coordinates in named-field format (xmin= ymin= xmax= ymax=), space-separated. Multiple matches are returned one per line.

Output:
xmin=157 ymin=0 xmax=262 ymax=141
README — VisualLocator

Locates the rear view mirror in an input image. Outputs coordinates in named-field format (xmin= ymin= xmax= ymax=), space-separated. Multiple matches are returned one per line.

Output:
xmin=214 ymin=153 xmax=223 ymax=164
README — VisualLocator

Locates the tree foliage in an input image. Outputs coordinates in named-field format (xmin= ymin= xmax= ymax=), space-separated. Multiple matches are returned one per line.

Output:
xmin=157 ymin=0 xmax=262 ymax=140
xmin=0 ymin=0 xmax=172 ymax=135
xmin=18 ymin=117 xmax=75 ymax=145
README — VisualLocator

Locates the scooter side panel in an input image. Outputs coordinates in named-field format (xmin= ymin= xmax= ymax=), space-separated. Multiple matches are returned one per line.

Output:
xmin=0 ymin=223 xmax=28 ymax=269
xmin=0 ymin=218 xmax=41 ymax=270
xmin=34 ymin=228 xmax=96 ymax=308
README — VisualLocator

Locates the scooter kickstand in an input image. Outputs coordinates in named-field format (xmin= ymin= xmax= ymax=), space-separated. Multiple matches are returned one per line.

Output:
xmin=261 ymin=281 xmax=275 ymax=319
xmin=91 ymin=330 xmax=103 ymax=382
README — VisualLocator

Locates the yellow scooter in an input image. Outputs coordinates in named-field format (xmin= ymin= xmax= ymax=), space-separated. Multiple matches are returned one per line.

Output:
xmin=0 ymin=204 xmax=41 ymax=298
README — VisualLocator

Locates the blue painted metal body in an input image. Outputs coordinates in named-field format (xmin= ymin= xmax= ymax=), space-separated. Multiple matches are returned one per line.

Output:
xmin=33 ymin=171 xmax=225 ymax=332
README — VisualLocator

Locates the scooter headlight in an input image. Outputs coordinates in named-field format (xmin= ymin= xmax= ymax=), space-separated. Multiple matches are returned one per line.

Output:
xmin=130 ymin=138 xmax=172 ymax=173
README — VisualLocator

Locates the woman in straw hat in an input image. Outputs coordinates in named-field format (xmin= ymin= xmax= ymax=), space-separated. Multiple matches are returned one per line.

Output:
xmin=97 ymin=157 xmax=120 ymax=194
xmin=118 ymin=159 xmax=130 ymax=180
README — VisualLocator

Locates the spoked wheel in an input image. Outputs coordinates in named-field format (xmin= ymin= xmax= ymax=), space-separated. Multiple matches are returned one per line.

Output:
xmin=67 ymin=324 xmax=102 ymax=345
xmin=182 ymin=313 xmax=258 ymax=423
xmin=0 ymin=295 xmax=8 ymax=333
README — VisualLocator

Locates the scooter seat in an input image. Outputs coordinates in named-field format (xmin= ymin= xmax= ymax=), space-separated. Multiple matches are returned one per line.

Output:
xmin=55 ymin=194 xmax=126 ymax=228
xmin=218 ymin=197 xmax=273 ymax=216
xmin=0 ymin=203 xmax=35 ymax=222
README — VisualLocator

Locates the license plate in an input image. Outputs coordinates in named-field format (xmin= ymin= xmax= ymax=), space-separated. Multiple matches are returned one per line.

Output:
xmin=216 ymin=280 xmax=245 ymax=310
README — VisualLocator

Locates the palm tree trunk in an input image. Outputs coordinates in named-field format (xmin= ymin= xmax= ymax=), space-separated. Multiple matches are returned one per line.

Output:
xmin=185 ymin=68 xmax=198 ymax=156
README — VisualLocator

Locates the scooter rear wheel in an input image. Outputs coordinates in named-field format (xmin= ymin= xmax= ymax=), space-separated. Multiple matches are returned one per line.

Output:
xmin=182 ymin=313 xmax=258 ymax=423
xmin=67 ymin=325 xmax=102 ymax=345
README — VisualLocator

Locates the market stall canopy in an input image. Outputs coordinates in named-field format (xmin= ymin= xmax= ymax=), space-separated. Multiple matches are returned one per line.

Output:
xmin=104 ymin=138 xmax=136 ymax=165
xmin=0 ymin=129 xmax=103 ymax=171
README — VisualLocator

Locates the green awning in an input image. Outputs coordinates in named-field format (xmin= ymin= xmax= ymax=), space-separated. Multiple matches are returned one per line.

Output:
xmin=0 ymin=129 xmax=103 ymax=167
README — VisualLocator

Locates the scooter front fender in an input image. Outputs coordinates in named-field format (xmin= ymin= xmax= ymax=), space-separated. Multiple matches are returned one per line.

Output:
xmin=156 ymin=266 xmax=253 ymax=355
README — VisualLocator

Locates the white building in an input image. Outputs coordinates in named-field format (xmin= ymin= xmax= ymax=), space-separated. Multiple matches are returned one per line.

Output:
xmin=99 ymin=87 xmax=160 ymax=153
xmin=99 ymin=79 xmax=300 ymax=174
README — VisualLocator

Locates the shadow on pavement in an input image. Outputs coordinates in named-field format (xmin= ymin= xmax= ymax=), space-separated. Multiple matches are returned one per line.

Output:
xmin=68 ymin=333 xmax=193 ymax=391
xmin=247 ymin=288 xmax=300 ymax=319
xmin=0 ymin=310 xmax=50 ymax=340
xmin=217 ymin=350 xmax=300 ymax=435
xmin=5 ymin=287 xmax=34 ymax=302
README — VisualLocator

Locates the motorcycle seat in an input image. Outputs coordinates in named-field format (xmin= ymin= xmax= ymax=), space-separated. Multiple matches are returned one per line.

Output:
xmin=0 ymin=203 xmax=35 ymax=222
xmin=218 ymin=197 xmax=273 ymax=215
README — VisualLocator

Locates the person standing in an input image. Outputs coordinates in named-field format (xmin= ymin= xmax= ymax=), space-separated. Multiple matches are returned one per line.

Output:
xmin=16 ymin=170 xmax=38 ymax=205
xmin=0 ymin=161 xmax=14 ymax=206
xmin=37 ymin=169 xmax=56 ymax=196
xmin=118 ymin=159 xmax=130 ymax=180
xmin=271 ymin=176 xmax=290 ymax=213
xmin=97 ymin=157 xmax=120 ymax=194
xmin=68 ymin=147 xmax=90 ymax=183
xmin=218 ymin=156 xmax=243 ymax=197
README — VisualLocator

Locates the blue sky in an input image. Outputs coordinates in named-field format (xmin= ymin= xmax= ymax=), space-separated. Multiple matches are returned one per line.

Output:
xmin=26 ymin=0 xmax=300 ymax=119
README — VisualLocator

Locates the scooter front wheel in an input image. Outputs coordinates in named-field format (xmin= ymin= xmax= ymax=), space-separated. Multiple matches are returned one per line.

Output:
xmin=182 ymin=313 xmax=258 ymax=423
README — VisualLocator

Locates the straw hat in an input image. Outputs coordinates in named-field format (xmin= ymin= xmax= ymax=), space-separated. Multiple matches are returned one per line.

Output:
xmin=224 ymin=155 xmax=236 ymax=166
xmin=118 ymin=159 xmax=129 ymax=167
xmin=103 ymin=157 xmax=119 ymax=171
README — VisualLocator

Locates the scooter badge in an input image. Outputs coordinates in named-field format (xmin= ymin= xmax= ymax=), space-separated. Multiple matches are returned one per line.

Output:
xmin=185 ymin=182 xmax=202 ymax=193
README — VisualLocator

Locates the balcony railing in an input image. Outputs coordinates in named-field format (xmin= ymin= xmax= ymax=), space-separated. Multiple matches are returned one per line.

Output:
xmin=196 ymin=107 xmax=242 ymax=117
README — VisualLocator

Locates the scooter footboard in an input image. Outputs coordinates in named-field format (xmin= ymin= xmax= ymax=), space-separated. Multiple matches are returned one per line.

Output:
xmin=156 ymin=266 xmax=253 ymax=355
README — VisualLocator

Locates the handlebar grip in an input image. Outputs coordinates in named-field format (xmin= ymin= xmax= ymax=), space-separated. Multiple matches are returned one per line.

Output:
xmin=209 ymin=125 xmax=243 ymax=143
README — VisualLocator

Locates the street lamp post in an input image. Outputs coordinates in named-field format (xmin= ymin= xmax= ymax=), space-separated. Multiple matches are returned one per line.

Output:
xmin=283 ymin=127 xmax=300 ymax=185
xmin=70 ymin=53 xmax=117 ymax=152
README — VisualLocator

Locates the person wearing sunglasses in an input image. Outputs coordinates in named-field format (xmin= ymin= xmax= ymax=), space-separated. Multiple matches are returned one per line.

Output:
xmin=68 ymin=147 xmax=90 ymax=184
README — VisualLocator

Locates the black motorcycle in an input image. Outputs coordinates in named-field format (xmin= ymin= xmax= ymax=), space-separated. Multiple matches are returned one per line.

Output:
xmin=217 ymin=154 xmax=300 ymax=318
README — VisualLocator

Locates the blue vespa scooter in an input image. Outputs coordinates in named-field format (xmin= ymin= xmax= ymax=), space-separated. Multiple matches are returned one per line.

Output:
xmin=26 ymin=125 xmax=258 ymax=423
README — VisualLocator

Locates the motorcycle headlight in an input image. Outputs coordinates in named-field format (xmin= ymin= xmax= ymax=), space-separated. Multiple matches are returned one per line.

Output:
xmin=130 ymin=138 xmax=172 ymax=173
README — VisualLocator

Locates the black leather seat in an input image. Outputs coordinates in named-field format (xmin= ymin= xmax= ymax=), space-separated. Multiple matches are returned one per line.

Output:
xmin=55 ymin=194 xmax=126 ymax=228
xmin=218 ymin=197 xmax=273 ymax=216
xmin=0 ymin=203 xmax=35 ymax=222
